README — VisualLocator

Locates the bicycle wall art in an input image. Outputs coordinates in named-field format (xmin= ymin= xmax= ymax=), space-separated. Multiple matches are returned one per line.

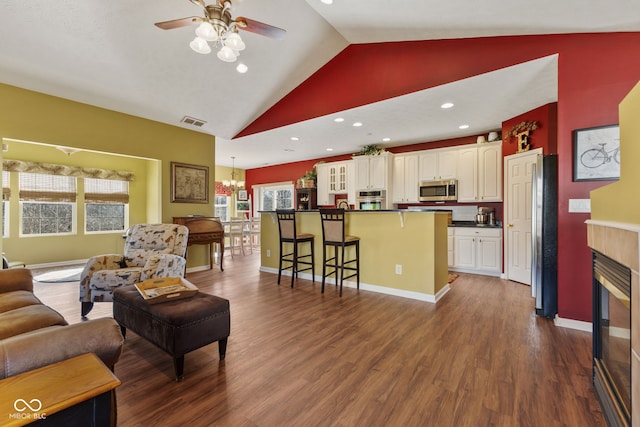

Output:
xmin=573 ymin=124 xmax=620 ymax=181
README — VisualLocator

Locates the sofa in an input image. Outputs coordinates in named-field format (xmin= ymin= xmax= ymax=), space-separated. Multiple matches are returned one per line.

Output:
xmin=0 ymin=268 xmax=124 ymax=379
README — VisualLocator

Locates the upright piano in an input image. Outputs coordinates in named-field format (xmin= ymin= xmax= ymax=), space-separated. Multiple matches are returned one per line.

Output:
xmin=173 ymin=216 xmax=225 ymax=271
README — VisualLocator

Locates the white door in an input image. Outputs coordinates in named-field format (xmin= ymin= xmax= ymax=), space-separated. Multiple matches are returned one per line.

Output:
xmin=504 ymin=149 xmax=540 ymax=284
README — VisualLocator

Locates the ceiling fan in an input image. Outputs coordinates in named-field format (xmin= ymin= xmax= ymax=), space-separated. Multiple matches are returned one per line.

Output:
xmin=155 ymin=0 xmax=286 ymax=62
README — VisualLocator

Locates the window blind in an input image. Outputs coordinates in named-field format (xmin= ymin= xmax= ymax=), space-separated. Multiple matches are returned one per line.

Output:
xmin=2 ymin=171 xmax=9 ymax=201
xmin=19 ymin=172 xmax=76 ymax=202
xmin=84 ymin=178 xmax=129 ymax=204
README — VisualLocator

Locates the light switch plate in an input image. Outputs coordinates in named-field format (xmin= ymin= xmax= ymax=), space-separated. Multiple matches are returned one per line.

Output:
xmin=569 ymin=199 xmax=591 ymax=213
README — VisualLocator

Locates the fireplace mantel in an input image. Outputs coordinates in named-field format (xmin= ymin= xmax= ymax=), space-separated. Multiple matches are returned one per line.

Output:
xmin=586 ymin=219 xmax=640 ymax=426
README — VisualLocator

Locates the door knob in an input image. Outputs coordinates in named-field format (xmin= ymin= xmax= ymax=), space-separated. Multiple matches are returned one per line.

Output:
xmin=508 ymin=223 xmax=514 ymax=227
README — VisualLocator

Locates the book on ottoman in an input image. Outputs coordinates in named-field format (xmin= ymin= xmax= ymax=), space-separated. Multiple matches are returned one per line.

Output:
xmin=134 ymin=277 xmax=198 ymax=304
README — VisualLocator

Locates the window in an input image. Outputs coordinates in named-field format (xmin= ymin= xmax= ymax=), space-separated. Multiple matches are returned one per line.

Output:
xmin=255 ymin=183 xmax=294 ymax=212
xmin=214 ymin=195 xmax=230 ymax=222
xmin=84 ymin=178 xmax=129 ymax=232
xmin=2 ymin=171 xmax=9 ymax=237
xmin=19 ymin=172 xmax=76 ymax=235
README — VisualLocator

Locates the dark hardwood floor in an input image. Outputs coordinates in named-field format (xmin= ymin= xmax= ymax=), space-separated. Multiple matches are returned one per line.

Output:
xmin=33 ymin=254 xmax=605 ymax=427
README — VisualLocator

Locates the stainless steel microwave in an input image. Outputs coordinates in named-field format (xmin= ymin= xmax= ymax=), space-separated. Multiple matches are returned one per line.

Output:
xmin=419 ymin=180 xmax=457 ymax=202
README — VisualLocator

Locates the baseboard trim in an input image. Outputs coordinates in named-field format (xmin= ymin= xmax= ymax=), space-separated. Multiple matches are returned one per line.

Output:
xmin=554 ymin=315 xmax=592 ymax=332
xmin=186 ymin=265 xmax=213 ymax=274
xmin=259 ymin=266 xmax=445 ymax=303
xmin=28 ymin=259 xmax=88 ymax=270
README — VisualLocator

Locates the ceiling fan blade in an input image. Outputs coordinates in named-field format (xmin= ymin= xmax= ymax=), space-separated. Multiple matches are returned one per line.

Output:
xmin=155 ymin=16 xmax=203 ymax=30
xmin=235 ymin=17 xmax=286 ymax=40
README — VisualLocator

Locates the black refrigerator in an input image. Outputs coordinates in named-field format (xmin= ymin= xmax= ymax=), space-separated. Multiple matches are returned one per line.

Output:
xmin=532 ymin=154 xmax=558 ymax=318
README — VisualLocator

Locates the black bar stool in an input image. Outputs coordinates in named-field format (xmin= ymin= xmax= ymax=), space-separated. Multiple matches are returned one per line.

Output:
xmin=319 ymin=208 xmax=360 ymax=296
xmin=276 ymin=209 xmax=315 ymax=288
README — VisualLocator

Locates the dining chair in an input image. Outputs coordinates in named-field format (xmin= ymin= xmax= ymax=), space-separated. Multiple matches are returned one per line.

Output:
xmin=227 ymin=217 xmax=247 ymax=257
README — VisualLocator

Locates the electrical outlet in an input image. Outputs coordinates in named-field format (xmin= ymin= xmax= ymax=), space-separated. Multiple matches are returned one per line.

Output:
xmin=395 ymin=264 xmax=402 ymax=275
xmin=266 ymin=249 xmax=271 ymax=257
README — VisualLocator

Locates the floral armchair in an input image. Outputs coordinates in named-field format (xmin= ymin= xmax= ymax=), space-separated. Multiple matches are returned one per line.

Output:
xmin=79 ymin=223 xmax=189 ymax=316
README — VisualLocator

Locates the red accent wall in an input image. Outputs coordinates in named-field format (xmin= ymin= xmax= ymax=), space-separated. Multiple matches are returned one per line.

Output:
xmin=244 ymin=32 xmax=640 ymax=323
xmin=502 ymin=103 xmax=557 ymax=156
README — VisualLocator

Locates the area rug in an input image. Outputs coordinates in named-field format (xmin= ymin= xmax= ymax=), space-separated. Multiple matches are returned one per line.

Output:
xmin=448 ymin=273 xmax=459 ymax=284
xmin=33 ymin=267 xmax=83 ymax=283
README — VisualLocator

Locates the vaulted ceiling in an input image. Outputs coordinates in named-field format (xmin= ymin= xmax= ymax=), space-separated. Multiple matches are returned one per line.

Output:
xmin=1 ymin=1 xmax=639 ymax=168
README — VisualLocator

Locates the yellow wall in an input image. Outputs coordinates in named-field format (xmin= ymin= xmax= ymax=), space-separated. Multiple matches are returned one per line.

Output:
xmin=591 ymin=80 xmax=640 ymax=224
xmin=2 ymin=140 xmax=155 ymax=263
xmin=0 ymin=83 xmax=216 ymax=267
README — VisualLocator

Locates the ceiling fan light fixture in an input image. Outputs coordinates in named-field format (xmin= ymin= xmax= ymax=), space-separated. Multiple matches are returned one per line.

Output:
xmin=195 ymin=21 xmax=218 ymax=41
xmin=225 ymin=32 xmax=245 ymax=51
xmin=217 ymin=45 xmax=237 ymax=62
xmin=190 ymin=36 xmax=211 ymax=54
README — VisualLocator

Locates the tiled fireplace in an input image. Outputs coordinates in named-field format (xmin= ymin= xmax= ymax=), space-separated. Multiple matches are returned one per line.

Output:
xmin=587 ymin=221 xmax=640 ymax=427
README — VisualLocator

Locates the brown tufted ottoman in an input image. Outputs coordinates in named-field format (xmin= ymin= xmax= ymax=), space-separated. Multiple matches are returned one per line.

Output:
xmin=112 ymin=285 xmax=230 ymax=380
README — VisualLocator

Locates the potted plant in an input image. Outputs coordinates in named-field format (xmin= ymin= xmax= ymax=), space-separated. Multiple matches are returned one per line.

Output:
xmin=298 ymin=169 xmax=317 ymax=188
xmin=353 ymin=144 xmax=386 ymax=156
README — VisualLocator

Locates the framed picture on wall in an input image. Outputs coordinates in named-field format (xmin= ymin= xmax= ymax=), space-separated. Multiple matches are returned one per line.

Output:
xmin=573 ymin=124 xmax=620 ymax=181
xmin=236 ymin=200 xmax=250 ymax=213
xmin=170 ymin=162 xmax=209 ymax=203
xmin=238 ymin=189 xmax=248 ymax=201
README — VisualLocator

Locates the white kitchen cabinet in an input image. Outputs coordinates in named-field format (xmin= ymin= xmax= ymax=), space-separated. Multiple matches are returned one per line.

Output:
xmin=392 ymin=154 xmax=419 ymax=203
xmin=315 ymin=162 xmax=334 ymax=206
xmin=354 ymin=153 xmax=392 ymax=191
xmin=447 ymin=228 xmax=454 ymax=267
xmin=452 ymin=227 xmax=502 ymax=276
xmin=419 ymin=148 xmax=458 ymax=181
xmin=456 ymin=147 xmax=478 ymax=202
xmin=456 ymin=141 xmax=502 ymax=203
xmin=478 ymin=143 xmax=502 ymax=202
xmin=328 ymin=161 xmax=349 ymax=194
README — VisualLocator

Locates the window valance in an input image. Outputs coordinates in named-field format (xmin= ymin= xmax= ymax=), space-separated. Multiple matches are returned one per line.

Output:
xmin=2 ymin=159 xmax=135 ymax=182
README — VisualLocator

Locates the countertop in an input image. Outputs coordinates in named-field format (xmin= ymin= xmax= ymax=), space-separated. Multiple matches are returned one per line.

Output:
xmin=448 ymin=221 xmax=502 ymax=228
xmin=259 ymin=210 xmax=502 ymax=228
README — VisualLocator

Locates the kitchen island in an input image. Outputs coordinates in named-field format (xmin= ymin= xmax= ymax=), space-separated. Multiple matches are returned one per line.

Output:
xmin=259 ymin=210 xmax=450 ymax=302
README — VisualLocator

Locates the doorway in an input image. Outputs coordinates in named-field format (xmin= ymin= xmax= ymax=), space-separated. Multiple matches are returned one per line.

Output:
xmin=504 ymin=148 xmax=542 ymax=285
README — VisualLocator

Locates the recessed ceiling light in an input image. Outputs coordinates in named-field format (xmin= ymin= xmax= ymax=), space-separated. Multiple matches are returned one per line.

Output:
xmin=236 ymin=63 xmax=248 ymax=73
xmin=382 ymin=137 xmax=391 ymax=142
xmin=441 ymin=102 xmax=454 ymax=109
xmin=321 ymin=0 xmax=333 ymax=4
xmin=334 ymin=117 xmax=344 ymax=123
xmin=459 ymin=124 xmax=470 ymax=129
xmin=290 ymin=137 xmax=299 ymax=141
xmin=353 ymin=122 xmax=363 ymax=127
xmin=326 ymin=148 xmax=334 ymax=151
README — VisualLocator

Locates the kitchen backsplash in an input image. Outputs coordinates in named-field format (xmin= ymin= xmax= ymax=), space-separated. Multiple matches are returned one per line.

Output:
xmin=427 ymin=205 xmax=478 ymax=221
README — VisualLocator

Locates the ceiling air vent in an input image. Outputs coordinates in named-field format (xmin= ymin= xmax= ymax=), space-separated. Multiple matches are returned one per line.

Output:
xmin=180 ymin=116 xmax=207 ymax=128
